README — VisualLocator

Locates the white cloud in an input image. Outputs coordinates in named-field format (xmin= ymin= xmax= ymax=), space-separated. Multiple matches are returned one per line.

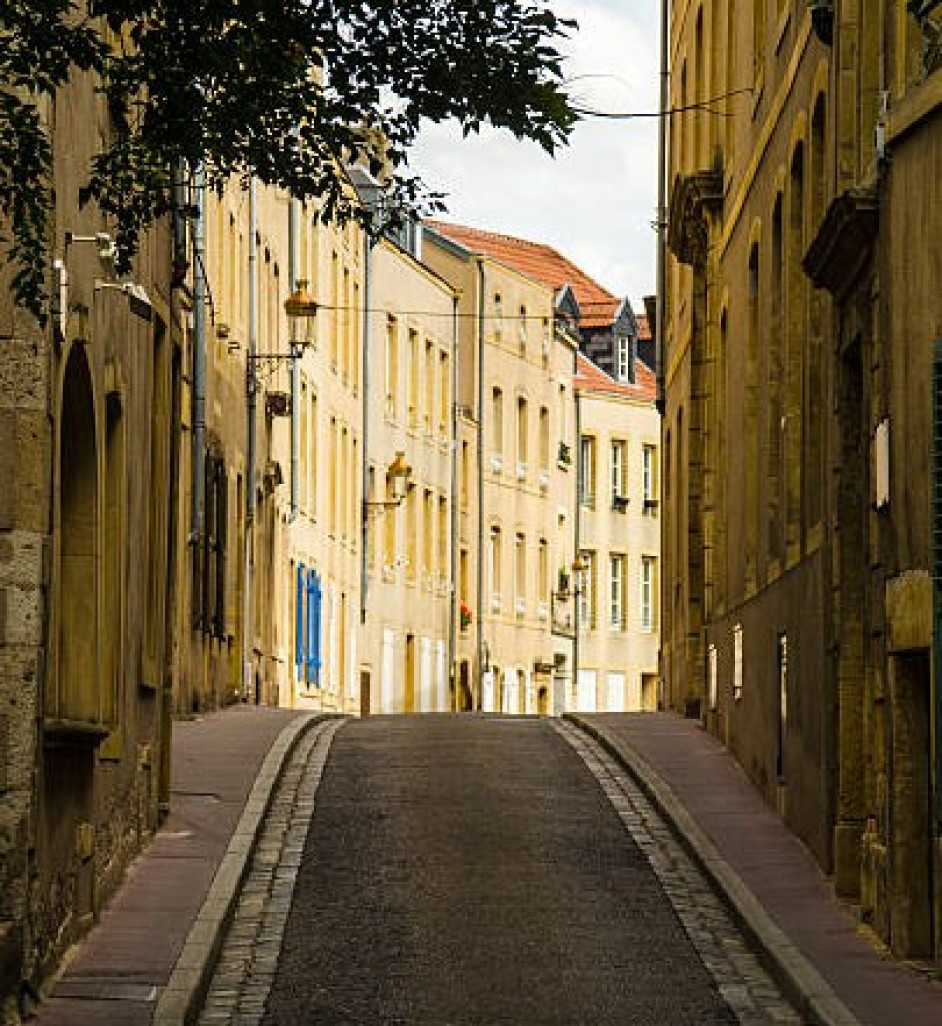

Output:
xmin=409 ymin=0 xmax=660 ymax=304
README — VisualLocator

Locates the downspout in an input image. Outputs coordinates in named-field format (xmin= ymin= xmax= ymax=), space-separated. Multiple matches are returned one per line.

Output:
xmin=573 ymin=389 xmax=582 ymax=712
xmin=288 ymin=193 xmax=300 ymax=523
xmin=447 ymin=293 xmax=459 ymax=711
xmin=360 ymin=232 xmax=373 ymax=626
xmin=243 ymin=176 xmax=258 ymax=699
xmin=655 ymin=0 xmax=669 ymax=416
xmin=475 ymin=259 xmax=486 ymax=711
xmin=190 ymin=165 xmax=207 ymax=612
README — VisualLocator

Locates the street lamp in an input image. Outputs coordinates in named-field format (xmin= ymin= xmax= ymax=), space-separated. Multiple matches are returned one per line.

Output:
xmin=364 ymin=451 xmax=413 ymax=513
xmin=284 ymin=279 xmax=318 ymax=351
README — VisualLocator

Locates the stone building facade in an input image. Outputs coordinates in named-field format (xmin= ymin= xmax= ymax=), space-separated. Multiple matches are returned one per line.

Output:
xmin=0 ymin=73 xmax=176 ymax=1006
xmin=423 ymin=227 xmax=578 ymax=714
xmin=360 ymin=236 xmax=457 ymax=714
xmin=663 ymin=0 xmax=942 ymax=958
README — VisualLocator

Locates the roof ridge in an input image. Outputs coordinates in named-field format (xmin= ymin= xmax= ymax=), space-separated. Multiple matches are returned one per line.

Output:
xmin=426 ymin=219 xmax=617 ymax=304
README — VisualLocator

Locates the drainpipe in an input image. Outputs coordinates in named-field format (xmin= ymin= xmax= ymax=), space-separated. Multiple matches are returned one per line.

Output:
xmin=190 ymin=165 xmax=207 ymax=611
xmin=573 ymin=390 xmax=583 ymax=713
xmin=447 ymin=294 xmax=459 ymax=710
xmin=360 ymin=232 xmax=373 ymax=626
xmin=243 ymin=177 xmax=258 ymax=700
xmin=475 ymin=260 xmax=486 ymax=711
xmin=288 ymin=194 xmax=300 ymax=523
xmin=655 ymin=0 xmax=669 ymax=416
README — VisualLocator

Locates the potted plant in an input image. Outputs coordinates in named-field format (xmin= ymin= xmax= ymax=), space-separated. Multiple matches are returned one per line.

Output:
xmin=459 ymin=602 xmax=473 ymax=630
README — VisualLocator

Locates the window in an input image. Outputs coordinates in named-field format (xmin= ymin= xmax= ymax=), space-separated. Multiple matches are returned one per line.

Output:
xmin=609 ymin=554 xmax=625 ymax=630
xmin=461 ymin=440 xmax=470 ymax=509
xmin=489 ymin=527 xmax=502 ymax=611
xmin=610 ymin=440 xmax=626 ymax=505
xmin=642 ymin=444 xmax=658 ymax=513
xmin=615 ymin=335 xmax=632 ymax=382
xmin=300 ymin=379 xmax=308 ymax=508
xmin=339 ymin=426 xmax=349 ymax=540
xmin=641 ymin=555 xmax=657 ymax=631
xmin=459 ymin=548 xmax=470 ymax=606
xmin=424 ymin=337 xmax=435 ymax=430
xmin=516 ymin=396 xmax=528 ymax=477
xmin=538 ymin=539 xmax=548 ymax=603
xmin=578 ymin=550 xmax=596 ymax=630
xmin=515 ymin=533 xmax=526 ymax=616
xmin=406 ymin=483 xmax=417 ymax=581
xmin=328 ymin=417 xmax=337 ymax=535
xmin=492 ymin=387 xmax=504 ymax=466
xmin=439 ymin=350 xmax=449 ymax=436
xmin=708 ymin=643 xmax=718 ymax=710
xmin=539 ymin=406 xmax=550 ymax=470
xmin=733 ymin=623 xmax=744 ymax=700
xmin=518 ymin=305 xmax=528 ymax=351
xmin=342 ymin=265 xmax=351 ymax=383
xmin=493 ymin=292 xmax=503 ymax=342
xmin=366 ymin=466 xmax=377 ymax=570
xmin=580 ymin=435 xmax=597 ymax=507
xmin=438 ymin=496 xmax=448 ymax=579
xmin=384 ymin=471 xmax=397 ymax=569
xmin=330 ymin=251 xmax=339 ymax=368
xmin=423 ymin=488 xmax=433 ymax=581
xmin=295 ymin=564 xmax=322 ymax=687
xmin=408 ymin=327 xmax=420 ymax=427
xmin=316 ymin=389 xmax=322 ymax=517
xmin=385 ymin=316 xmax=398 ymax=418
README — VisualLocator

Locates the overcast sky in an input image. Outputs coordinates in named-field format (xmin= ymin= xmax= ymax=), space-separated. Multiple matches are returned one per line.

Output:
xmin=409 ymin=0 xmax=661 ymax=306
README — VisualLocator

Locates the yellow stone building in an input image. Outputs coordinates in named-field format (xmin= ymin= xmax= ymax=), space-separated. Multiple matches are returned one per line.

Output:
xmin=663 ymin=0 xmax=942 ymax=957
xmin=0 ymin=75 xmax=175 ymax=998
xmin=423 ymin=225 xmax=578 ymax=714
xmin=360 ymin=231 xmax=457 ymax=714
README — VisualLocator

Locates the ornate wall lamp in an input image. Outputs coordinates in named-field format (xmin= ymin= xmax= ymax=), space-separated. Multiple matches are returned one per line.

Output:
xmin=364 ymin=451 xmax=413 ymax=514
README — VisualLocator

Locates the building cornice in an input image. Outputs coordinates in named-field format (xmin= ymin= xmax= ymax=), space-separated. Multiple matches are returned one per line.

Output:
xmin=667 ymin=169 xmax=724 ymax=266
xmin=802 ymin=186 xmax=878 ymax=300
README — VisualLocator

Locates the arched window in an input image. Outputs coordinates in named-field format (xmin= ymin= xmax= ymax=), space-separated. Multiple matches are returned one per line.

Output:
xmin=56 ymin=347 xmax=101 ymax=725
xmin=768 ymin=195 xmax=784 ymax=560
xmin=746 ymin=242 xmax=760 ymax=585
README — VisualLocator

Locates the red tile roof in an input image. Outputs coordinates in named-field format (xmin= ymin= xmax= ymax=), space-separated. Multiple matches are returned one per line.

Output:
xmin=574 ymin=351 xmax=657 ymax=402
xmin=426 ymin=220 xmax=619 ymax=329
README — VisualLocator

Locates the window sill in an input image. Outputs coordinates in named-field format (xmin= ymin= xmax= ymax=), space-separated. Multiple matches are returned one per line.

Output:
xmin=44 ymin=718 xmax=111 ymax=748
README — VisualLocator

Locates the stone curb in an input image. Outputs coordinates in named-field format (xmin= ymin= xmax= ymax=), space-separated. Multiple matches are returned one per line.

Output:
xmin=152 ymin=712 xmax=344 ymax=1026
xmin=565 ymin=714 xmax=861 ymax=1026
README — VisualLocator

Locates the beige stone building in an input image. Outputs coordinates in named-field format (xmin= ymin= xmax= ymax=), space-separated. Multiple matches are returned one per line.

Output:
xmin=0 ymin=76 xmax=175 ymax=1000
xmin=573 ymin=354 xmax=660 ymax=712
xmin=428 ymin=223 xmax=661 ymax=714
xmin=359 ymin=232 xmax=457 ymax=714
xmin=663 ymin=0 xmax=942 ymax=958
xmin=423 ymin=225 xmax=578 ymax=714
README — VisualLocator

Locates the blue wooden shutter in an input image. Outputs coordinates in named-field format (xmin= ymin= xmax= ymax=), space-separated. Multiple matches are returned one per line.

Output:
xmin=295 ymin=562 xmax=305 ymax=672
xmin=311 ymin=574 xmax=326 ymax=685
xmin=307 ymin=569 xmax=322 ymax=684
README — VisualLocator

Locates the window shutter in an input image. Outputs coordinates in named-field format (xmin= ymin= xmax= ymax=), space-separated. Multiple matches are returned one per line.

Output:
xmin=296 ymin=562 xmax=305 ymax=671
xmin=214 ymin=460 xmax=227 ymax=636
xmin=307 ymin=569 xmax=322 ymax=683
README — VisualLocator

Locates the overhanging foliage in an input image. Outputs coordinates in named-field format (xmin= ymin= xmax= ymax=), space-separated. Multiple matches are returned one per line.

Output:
xmin=0 ymin=0 xmax=577 ymax=322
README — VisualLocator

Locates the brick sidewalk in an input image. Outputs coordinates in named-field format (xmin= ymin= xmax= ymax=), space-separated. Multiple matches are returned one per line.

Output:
xmin=571 ymin=712 xmax=942 ymax=1026
xmin=34 ymin=705 xmax=306 ymax=1026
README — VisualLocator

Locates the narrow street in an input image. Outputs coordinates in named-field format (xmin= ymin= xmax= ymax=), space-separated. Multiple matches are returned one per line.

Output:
xmin=199 ymin=716 xmax=799 ymax=1026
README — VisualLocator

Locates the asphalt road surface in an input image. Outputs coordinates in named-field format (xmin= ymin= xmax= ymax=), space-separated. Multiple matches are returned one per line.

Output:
xmin=261 ymin=715 xmax=739 ymax=1026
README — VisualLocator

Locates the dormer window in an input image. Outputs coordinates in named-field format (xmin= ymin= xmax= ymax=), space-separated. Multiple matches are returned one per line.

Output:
xmin=615 ymin=335 xmax=633 ymax=383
